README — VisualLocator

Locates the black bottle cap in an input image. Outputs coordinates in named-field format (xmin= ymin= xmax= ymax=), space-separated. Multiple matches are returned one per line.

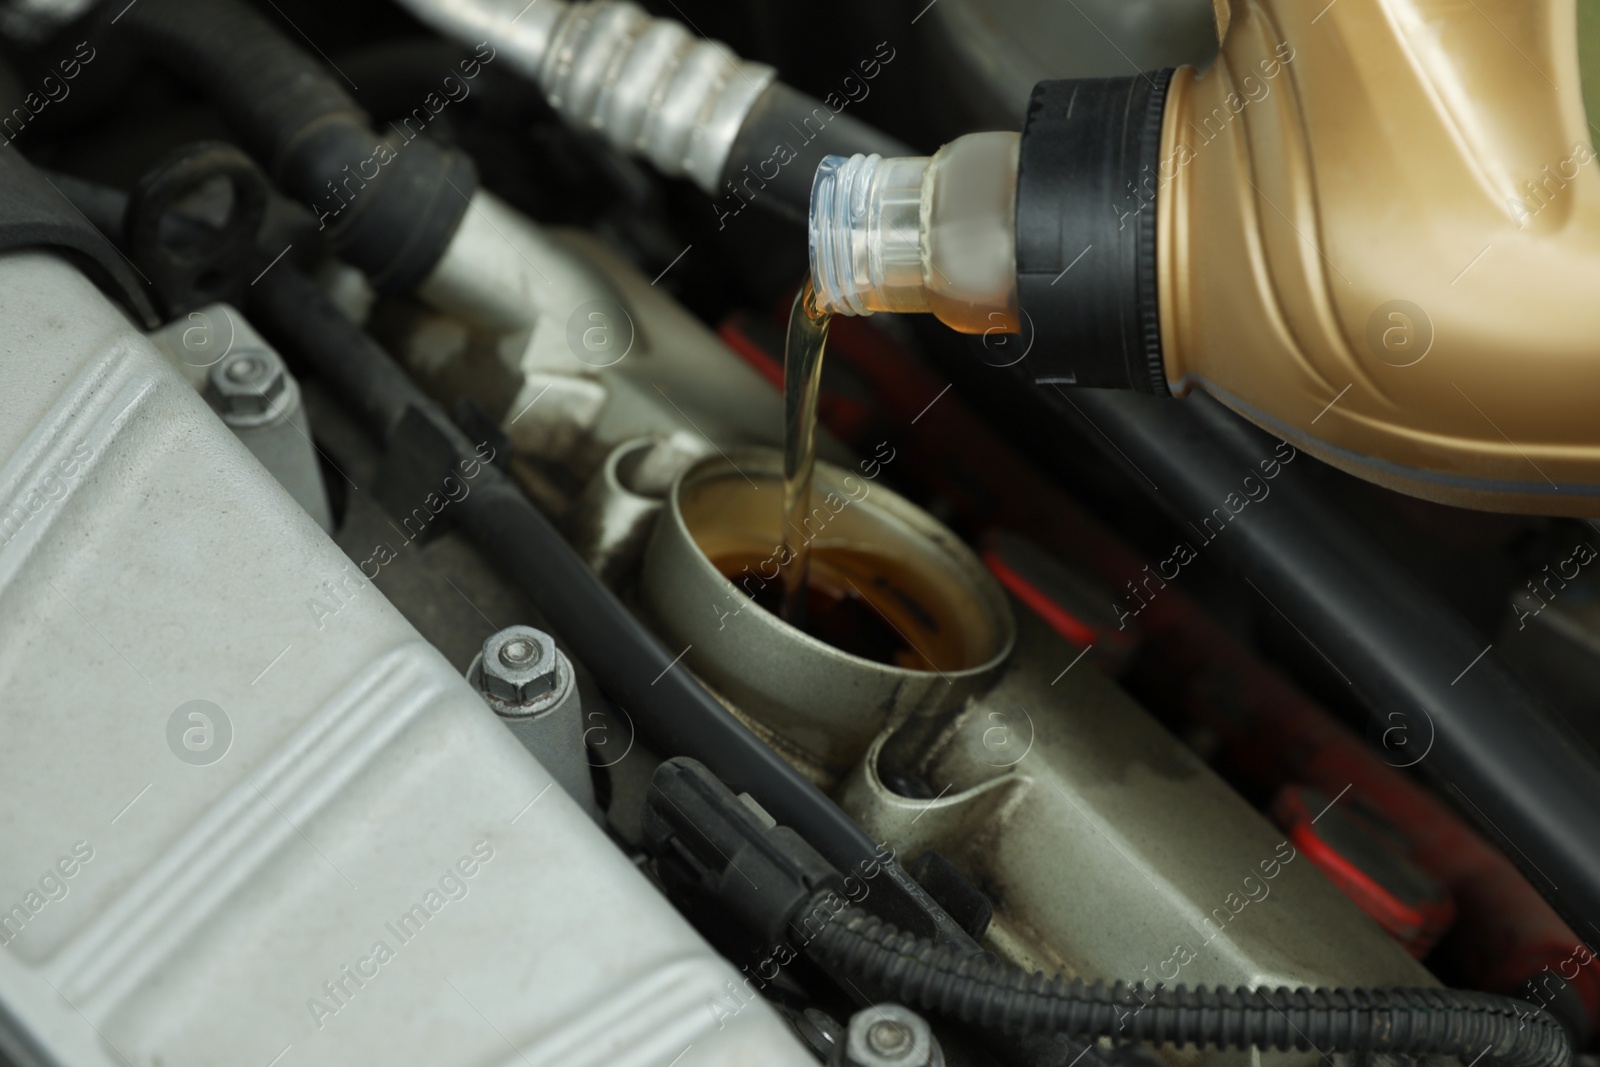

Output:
xmin=1014 ymin=71 xmax=1175 ymax=394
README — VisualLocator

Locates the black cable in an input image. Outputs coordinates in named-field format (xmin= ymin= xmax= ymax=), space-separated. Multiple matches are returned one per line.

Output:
xmin=646 ymin=755 xmax=1116 ymax=1067
xmin=808 ymin=904 xmax=1571 ymax=1067
xmin=106 ymin=0 xmax=474 ymax=292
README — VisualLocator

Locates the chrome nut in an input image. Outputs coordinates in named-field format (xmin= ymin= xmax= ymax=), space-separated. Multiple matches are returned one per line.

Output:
xmin=479 ymin=626 xmax=562 ymax=706
xmin=844 ymin=1003 xmax=943 ymax=1067
xmin=207 ymin=349 xmax=287 ymax=417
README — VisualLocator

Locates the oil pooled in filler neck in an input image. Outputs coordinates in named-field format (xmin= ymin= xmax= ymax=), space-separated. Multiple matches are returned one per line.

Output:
xmin=780 ymin=278 xmax=831 ymax=625
xmin=764 ymin=279 xmax=971 ymax=673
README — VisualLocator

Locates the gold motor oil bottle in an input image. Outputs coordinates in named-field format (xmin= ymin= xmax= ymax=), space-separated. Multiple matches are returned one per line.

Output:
xmin=809 ymin=0 xmax=1600 ymax=516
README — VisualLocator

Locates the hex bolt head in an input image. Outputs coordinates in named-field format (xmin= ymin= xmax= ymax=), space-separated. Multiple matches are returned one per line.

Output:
xmin=498 ymin=637 xmax=543 ymax=670
xmin=479 ymin=626 xmax=562 ymax=706
xmin=844 ymin=1004 xmax=941 ymax=1067
xmin=867 ymin=1020 xmax=911 ymax=1058
xmin=208 ymin=349 xmax=287 ymax=417
xmin=225 ymin=357 xmax=264 ymax=383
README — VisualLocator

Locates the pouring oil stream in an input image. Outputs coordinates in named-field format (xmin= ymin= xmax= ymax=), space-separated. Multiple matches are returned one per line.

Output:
xmin=780 ymin=278 xmax=833 ymax=626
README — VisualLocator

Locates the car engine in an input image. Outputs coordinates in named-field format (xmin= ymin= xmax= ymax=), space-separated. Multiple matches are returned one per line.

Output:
xmin=0 ymin=1 xmax=1596 ymax=1066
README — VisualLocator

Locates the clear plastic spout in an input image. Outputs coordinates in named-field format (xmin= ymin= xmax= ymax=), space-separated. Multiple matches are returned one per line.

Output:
xmin=808 ymin=131 xmax=1020 ymax=335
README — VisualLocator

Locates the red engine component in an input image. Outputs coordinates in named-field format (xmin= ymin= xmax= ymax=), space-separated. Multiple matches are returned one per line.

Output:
xmin=980 ymin=529 xmax=1140 ymax=677
xmin=1272 ymin=785 xmax=1455 ymax=958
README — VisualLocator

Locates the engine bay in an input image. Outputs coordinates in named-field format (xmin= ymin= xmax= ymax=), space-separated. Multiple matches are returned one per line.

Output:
xmin=0 ymin=1 xmax=1597 ymax=1065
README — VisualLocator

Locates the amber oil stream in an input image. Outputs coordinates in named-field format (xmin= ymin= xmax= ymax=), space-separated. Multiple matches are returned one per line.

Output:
xmin=780 ymin=278 xmax=832 ymax=626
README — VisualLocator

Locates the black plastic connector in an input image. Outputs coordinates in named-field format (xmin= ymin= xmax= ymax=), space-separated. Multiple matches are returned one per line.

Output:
xmin=643 ymin=757 xmax=844 ymax=950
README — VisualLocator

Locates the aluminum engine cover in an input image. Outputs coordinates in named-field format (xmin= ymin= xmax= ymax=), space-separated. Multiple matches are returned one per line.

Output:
xmin=0 ymin=252 xmax=811 ymax=1067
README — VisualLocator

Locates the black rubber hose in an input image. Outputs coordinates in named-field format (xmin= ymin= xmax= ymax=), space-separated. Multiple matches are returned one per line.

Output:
xmin=720 ymin=82 xmax=914 ymax=227
xmin=107 ymin=0 xmax=474 ymax=291
xmin=809 ymin=905 xmax=1570 ymax=1067
xmin=1055 ymin=387 xmax=1600 ymax=942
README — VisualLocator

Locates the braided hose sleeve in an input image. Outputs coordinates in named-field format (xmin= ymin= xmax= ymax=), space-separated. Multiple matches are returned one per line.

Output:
xmin=808 ymin=906 xmax=1570 ymax=1067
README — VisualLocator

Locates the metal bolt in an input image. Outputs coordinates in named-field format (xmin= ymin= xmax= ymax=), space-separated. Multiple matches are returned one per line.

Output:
xmin=208 ymin=349 xmax=286 ymax=417
xmin=844 ymin=1004 xmax=942 ymax=1067
xmin=225 ymin=356 xmax=265 ymax=383
xmin=867 ymin=1020 xmax=911 ymax=1057
xmin=479 ymin=626 xmax=562 ymax=706
xmin=499 ymin=637 xmax=542 ymax=670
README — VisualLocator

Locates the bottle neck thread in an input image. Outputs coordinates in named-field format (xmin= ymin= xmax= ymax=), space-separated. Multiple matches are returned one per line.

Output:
xmin=808 ymin=152 xmax=930 ymax=318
